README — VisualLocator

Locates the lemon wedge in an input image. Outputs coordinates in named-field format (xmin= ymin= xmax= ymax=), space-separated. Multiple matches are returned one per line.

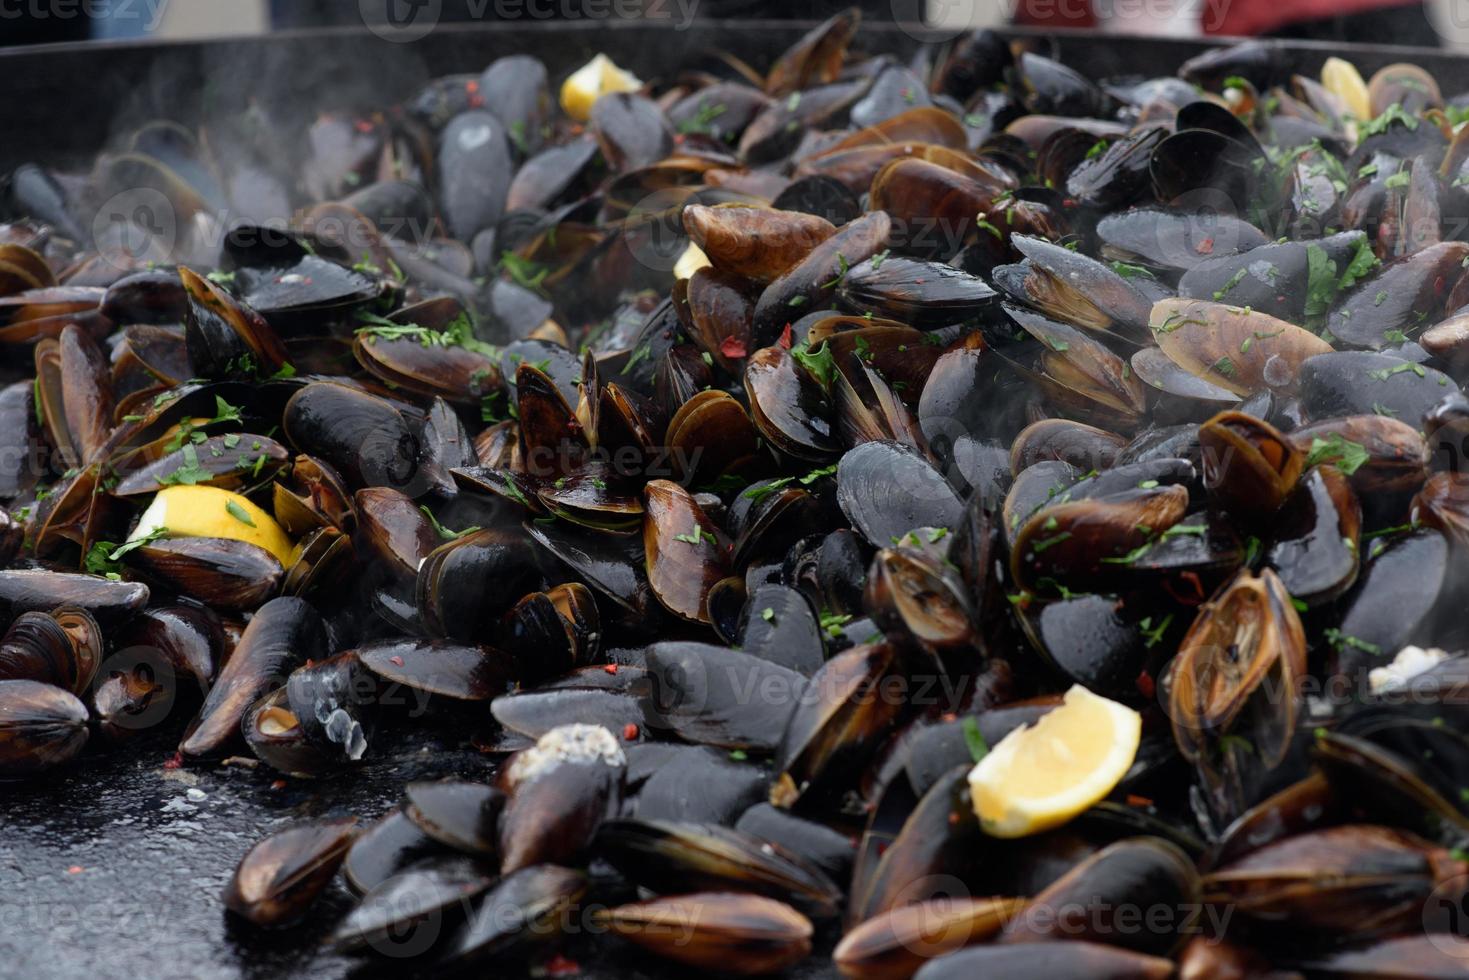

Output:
xmin=673 ymin=242 xmax=712 ymax=281
xmin=129 ymin=486 xmax=295 ymax=566
xmin=968 ymin=685 xmax=1141 ymax=839
xmin=560 ymin=53 xmax=643 ymax=122
xmin=1322 ymin=57 xmax=1372 ymax=121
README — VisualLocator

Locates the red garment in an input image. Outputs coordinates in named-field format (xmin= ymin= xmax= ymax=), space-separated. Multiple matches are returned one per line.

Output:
xmin=1203 ymin=0 xmax=1420 ymax=35
xmin=1012 ymin=0 xmax=1099 ymax=29
xmin=1011 ymin=0 xmax=1418 ymax=36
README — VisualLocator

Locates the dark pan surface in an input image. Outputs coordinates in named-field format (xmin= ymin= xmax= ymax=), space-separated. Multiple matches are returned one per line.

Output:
xmin=0 ymin=19 xmax=1462 ymax=978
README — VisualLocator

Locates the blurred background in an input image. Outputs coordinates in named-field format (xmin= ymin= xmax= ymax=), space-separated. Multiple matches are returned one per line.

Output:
xmin=1 ymin=0 xmax=1464 ymax=48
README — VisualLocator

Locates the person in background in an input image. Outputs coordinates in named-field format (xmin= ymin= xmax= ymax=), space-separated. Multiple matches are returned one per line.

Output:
xmin=1014 ymin=0 xmax=1441 ymax=45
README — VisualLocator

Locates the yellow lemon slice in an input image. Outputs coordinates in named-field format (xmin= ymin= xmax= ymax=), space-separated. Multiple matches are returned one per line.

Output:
xmin=673 ymin=242 xmax=712 ymax=281
xmin=129 ymin=486 xmax=295 ymax=566
xmin=968 ymin=685 xmax=1141 ymax=839
xmin=560 ymin=53 xmax=643 ymax=122
xmin=1322 ymin=57 xmax=1372 ymax=121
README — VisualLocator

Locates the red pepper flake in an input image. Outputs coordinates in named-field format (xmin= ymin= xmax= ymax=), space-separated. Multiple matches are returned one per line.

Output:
xmin=354 ymin=119 xmax=375 ymax=134
xmin=719 ymin=336 xmax=748 ymax=359
xmin=1126 ymin=794 xmax=1154 ymax=808
xmin=465 ymin=80 xmax=480 ymax=93
xmin=778 ymin=323 xmax=793 ymax=349
xmin=1135 ymin=670 xmax=1156 ymax=700
xmin=1435 ymin=274 xmax=1447 ymax=296
xmin=270 ymin=779 xmax=287 ymax=791
xmin=1196 ymin=238 xmax=1214 ymax=254
xmin=469 ymin=94 xmax=485 ymax=108
xmin=67 ymin=865 xmax=84 ymax=875
xmin=673 ymin=133 xmax=686 ymax=144
xmin=941 ymin=712 xmax=957 ymax=723
xmin=543 ymin=954 xmax=581 ymax=978
xmin=603 ymin=663 xmax=620 ymax=675
xmin=163 ymin=751 xmax=183 ymax=770
xmin=622 ymin=723 xmax=640 ymax=741
xmin=1062 ymin=197 xmax=1077 ymax=208
xmin=389 ymin=655 xmax=405 ymax=667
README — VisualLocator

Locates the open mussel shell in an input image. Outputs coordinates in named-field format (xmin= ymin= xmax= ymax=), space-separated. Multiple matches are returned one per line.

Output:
xmin=833 ymin=896 xmax=1023 ymax=980
xmin=534 ymin=463 xmax=643 ymax=533
xmin=416 ymin=526 xmax=544 ymax=643
xmin=836 ymin=256 xmax=996 ymax=328
xmin=1096 ymin=207 xmax=1269 ymax=273
xmin=0 ymin=679 xmax=90 ymax=777
xmin=999 ymin=836 xmax=1201 ymax=954
xmin=330 ymin=855 xmax=494 ymax=955
xmin=1198 ymin=410 xmax=1304 ymax=522
xmin=1016 ymin=594 xmax=1158 ymax=704
xmin=864 ymin=548 xmax=974 ymax=661
xmin=643 ymin=480 xmax=729 ymax=624
xmin=836 ymin=442 xmax=962 ymax=549
xmin=1299 ymin=351 xmax=1460 ymax=423
xmin=499 ymin=726 xmax=626 ymax=873
xmin=93 ymin=602 xmax=221 ymax=743
xmin=1007 ymin=234 xmax=1152 ymax=341
xmin=180 ymin=596 xmax=327 ymax=759
xmin=1163 ymin=567 xmax=1304 ymax=764
xmin=738 ymin=583 xmax=825 ymax=676
xmin=1151 ymin=299 xmax=1331 ymax=397
xmin=282 ymin=382 xmax=421 ymax=492
xmin=0 ymin=608 xmax=100 ymax=697
xmin=128 ymin=537 xmax=284 ymax=611
xmin=282 ymin=650 xmax=375 ymax=764
xmin=242 ymin=687 xmax=337 ymax=778
xmin=1010 ymin=483 xmax=1190 ymax=594
xmin=1285 ymin=934 xmax=1469 ymax=978
xmin=341 ymin=808 xmax=445 ymax=896
xmin=770 ymin=643 xmax=908 ymax=812
xmin=354 ymin=329 xmax=501 ymax=407
xmin=1312 ymin=729 xmax=1469 ymax=844
xmin=437 ymin=864 xmax=588 ymax=969
xmin=1263 ymin=464 xmax=1361 ymax=606
xmin=745 ymin=346 xmax=839 ymax=463
xmin=179 ymin=267 xmax=287 ymax=381
xmin=683 ymin=204 xmax=835 ymax=283
xmin=849 ymin=765 xmax=983 ymax=927
xmin=221 ymin=817 xmax=359 ymax=928
xmin=499 ymin=585 xmax=599 ymax=682
xmin=1333 ymin=529 xmax=1449 ymax=680
xmin=914 ymin=941 xmax=1175 ymax=980
xmin=643 ymin=641 xmax=805 ymax=752
xmin=357 ymin=638 xmax=515 ymax=707
xmin=1203 ymin=824 xmax=1465 ymax=941
xmin=403 ymin=780 xmax=505 ymax=859
xmin=597 ymin=893 xmax=814 ymax=976
xmin=596 ymin=819 xmax=842 ymax=917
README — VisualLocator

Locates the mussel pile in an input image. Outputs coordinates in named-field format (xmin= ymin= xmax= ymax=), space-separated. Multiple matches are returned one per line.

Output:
xmin=9 ymin=11 xmax=1469 ymax=976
